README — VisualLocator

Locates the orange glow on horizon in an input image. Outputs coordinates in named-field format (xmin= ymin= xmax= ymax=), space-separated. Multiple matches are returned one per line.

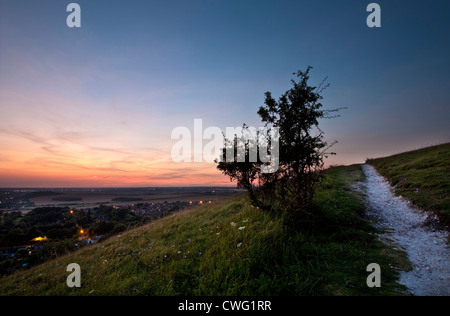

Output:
xmin=0 ymin=149 xmax=363 ymax=188
xmin=0 ymin=125 xmax=237 ymax=187
xmin=0 ymin=124 xmax=358 ymax=188
xmin=0 ymin=156 xmax=236 ymax=187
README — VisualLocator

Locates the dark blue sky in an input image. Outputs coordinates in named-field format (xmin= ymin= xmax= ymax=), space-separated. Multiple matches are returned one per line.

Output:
xmin=0 ymin=0 xmax=449 ymax=186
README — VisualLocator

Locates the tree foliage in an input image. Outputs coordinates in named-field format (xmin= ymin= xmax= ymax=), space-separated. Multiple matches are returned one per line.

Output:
xmin=217 ymin=66 xmax=341 ymax=218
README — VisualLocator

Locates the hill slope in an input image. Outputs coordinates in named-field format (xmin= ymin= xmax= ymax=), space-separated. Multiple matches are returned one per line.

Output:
xmin=0 ymin=166 xmax=407 ymax=296
xmin=367 ymin=143 xmax=450 ymax=226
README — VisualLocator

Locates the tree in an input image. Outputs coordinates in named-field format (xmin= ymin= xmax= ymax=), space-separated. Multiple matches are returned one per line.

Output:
xmin=217 ymin=66 xmax=341 ymax=218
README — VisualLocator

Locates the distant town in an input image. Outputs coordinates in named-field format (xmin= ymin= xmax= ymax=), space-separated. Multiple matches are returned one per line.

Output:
xmin=0 ymin=187 xmax=242 ymax=277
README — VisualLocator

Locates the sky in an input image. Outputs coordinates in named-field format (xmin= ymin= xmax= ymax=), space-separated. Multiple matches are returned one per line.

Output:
xmin=0 ymin=0 xmax=449 ymax=187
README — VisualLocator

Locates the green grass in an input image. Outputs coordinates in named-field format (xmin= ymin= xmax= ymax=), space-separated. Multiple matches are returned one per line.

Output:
xmin=0 ymin=165 xmax=408 ymax=296
xmin=367 ymin=143 xmax=450 ymax=226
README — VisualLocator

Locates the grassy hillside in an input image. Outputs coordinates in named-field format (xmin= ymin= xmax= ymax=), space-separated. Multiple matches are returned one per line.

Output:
xmin=0 ymin=166 xmax=408 ymax=296
xmin=367 ymin=143 xmax=450 ymax=226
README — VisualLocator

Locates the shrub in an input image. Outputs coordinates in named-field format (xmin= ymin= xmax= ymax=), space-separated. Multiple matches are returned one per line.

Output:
xmin=217 ymin=66 xmax=342 ymax=219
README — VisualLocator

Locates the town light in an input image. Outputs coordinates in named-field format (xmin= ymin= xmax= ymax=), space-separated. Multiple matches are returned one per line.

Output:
xmin=32 ymin=236 xmax=48 ymax=242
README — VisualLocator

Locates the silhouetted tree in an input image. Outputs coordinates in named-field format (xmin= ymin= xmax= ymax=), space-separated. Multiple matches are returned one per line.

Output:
xmin=217 ymin=66 xmax=341 ymax=218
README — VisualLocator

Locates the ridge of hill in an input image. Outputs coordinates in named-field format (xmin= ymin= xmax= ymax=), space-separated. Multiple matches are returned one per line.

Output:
xmin=367 ymin=143 xmax=450 ymax=226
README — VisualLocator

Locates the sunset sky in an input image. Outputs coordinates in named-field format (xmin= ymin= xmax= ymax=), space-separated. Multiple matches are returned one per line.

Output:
xmin=0 ymin=0 xmax=449 ymax=187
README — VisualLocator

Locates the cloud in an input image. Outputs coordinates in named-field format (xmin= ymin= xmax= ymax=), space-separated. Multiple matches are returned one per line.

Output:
xmin=24 ymin=157 xmax=129 ymax=173
xmin=88 ymin=146 xmax=132 ymax=155
xmin=0 ymin=127 xmax=62 ymax=155
xmin=0 ymin=128 xmax=50 ymax=145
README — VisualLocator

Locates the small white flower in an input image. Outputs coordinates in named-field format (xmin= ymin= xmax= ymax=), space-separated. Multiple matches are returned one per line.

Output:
xmin=216 ymin=232 xmax=220 ymax=236
xmin=238 ymin=226 xmax=246 ymax=230
xmin=243 ymin=218 xmax=249 ymax=223
xmin=230 ymin=222 xmax=236 ymax=226
xmin=237 ymin=242 xmax=242 ymax=248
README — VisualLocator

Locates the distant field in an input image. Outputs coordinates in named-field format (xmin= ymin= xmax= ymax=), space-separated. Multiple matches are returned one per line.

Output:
xmin=112 ymin=197 xmax=144 ymax=203
xmin=367 ymin=143 xmax=450 ymax=226
xmin=52 ymin=197 xmax=83 ymax=202
xmin=27 ymin=187 xmax=241 ymax=208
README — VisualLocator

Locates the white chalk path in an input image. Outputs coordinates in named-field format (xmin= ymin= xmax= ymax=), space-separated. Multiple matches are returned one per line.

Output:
xmin=362 ymin=164 xmax=450 ymax=296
